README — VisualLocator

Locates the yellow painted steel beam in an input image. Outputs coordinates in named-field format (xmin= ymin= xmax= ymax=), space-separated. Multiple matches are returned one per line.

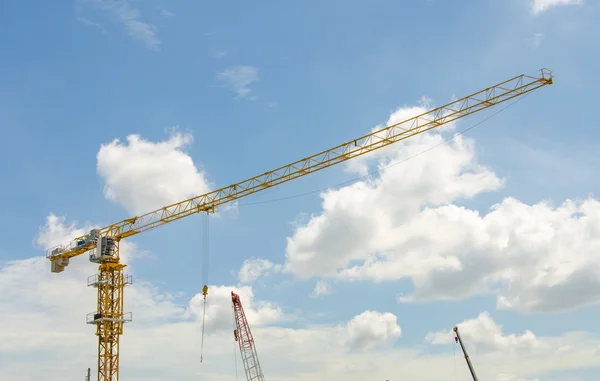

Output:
xmin=48 ymin=69 xmax=553 ymax=264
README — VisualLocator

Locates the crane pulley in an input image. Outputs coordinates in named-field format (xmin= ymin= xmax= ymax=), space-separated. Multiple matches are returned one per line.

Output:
xmin=45 ymin=68 xmax=553 ymax=381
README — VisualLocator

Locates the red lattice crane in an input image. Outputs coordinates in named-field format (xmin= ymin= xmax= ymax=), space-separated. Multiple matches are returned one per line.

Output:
xmin=232 ymin=291 xmax=265 ymax=381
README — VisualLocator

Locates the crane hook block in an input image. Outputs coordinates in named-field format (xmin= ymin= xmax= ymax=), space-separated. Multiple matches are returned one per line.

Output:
xmin=202 ymin=284 xmax=208 ymax=297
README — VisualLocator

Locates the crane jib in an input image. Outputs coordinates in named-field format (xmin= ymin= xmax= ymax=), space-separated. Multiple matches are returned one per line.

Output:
xmin=48 ymin=69 xmax=553 ymax=258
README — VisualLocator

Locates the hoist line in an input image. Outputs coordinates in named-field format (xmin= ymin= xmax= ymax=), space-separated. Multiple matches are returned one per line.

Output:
xmin=200 ymin=297 xmax=207 ymax=362
xmin=200 ymin=212 xmax=210 ymax=362
xmin=202 ymin=212 xmax=210 ymax=284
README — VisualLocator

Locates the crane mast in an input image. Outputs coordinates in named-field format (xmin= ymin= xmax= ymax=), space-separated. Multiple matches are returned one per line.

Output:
xmin=454 ymin=326 xmax=478 ymax=381
xmin=44 ymin=69 xmax=553 ymax=381
xmin=232 ymin=292 xmax=265 ymax=381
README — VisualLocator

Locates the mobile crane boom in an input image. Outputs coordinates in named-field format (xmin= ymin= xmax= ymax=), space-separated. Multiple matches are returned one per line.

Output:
xmin=232 ymin=292 xmax=265 ymax=381
xmin=45 ymin=69 xmax=553 ymax=381
xmin=454 ymin=326 xmax=478 ymax=381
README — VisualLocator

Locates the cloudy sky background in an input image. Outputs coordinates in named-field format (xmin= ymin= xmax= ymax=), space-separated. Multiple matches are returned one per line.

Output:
xmin=1 ymin=0 xmax=600 ymax=380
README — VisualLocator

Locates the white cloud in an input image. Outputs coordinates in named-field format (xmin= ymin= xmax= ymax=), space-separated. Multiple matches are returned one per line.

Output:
xmin=3 ymin=215 xmax=600 ymax=380
xmin=2 ymin=215 xmax=280 ymax=379
xmin=343 ymin=310 xmax=401 ymax=351
xmin=531 ymin=0 xmax=582 ymax=14
xmin=426 ymin=312 xmax=541 ymax=354
xmin=216 ymin=65 xmax=259 ymax=99
xmin=77 ymin=0 xmax=160 ymax=50
xmin=37 ymin=214 xmax=93 ymax=250
xmin=97 ymin=129 xmax=211 ymax=216
xmin=343 ymin=97 xmax=456 ymax=176
xmin=311 ymin=279 xmax=332 ymax=298
xmin=284 ymin=105 xmax=501 ymax=278
xmin=283 ymin=99 xmax=600 ymax=313
xmin=424 ymin=312 xmax=600 ymax=381
xmin=556 ymin=344 xmax=573 ymax=354
xmin=238 ymin=258 xmax=282 ymax=283
xmin=186 ymin=285 xmax=282 ymax=332
xmin=0 ymin=215 xmax=178 ymax=377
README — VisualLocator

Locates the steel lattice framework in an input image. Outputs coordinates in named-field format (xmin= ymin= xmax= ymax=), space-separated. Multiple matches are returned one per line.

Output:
xmin=45 ymin=68 xmax=553 ymax=381
xmin=232 ymin=292 xmax=265 ymax=381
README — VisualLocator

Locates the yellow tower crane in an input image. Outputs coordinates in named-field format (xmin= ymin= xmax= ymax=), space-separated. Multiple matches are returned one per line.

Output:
xmin=45 ymin=69 xmax=553 ymax=381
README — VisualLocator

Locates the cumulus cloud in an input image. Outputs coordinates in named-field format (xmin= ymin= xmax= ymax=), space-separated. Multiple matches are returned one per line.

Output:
xmin=186 ymin=285 xmax=282 ymax=332
xmin=76 ymin=0 xmax=161 ymax=50
xmin=0 ymin=214 xmax=182 ymax=380
xmin=343 ymin=310 xmax=401 ymax=351
xmin=283 ymin=99 xmax=600 ymax=313
xmin=238 ymin=258 xmax=282 ymax=283
xmin=343 ymin=97 xmax=455 ymax=176
xmin=216 ymin=65 xmax=259 ymax=99
xmin=37 ymin=214 xmax=94 ymax=250
xmin=531 ymin=0 xmax=582 ymax=14
xmin=4 ymin=214 xmax=600 ymax=380
xmin=311 ymin=279 xmax=332 ymax=298
xmin=1 ymin=214 xmax=279 ymax=379
xmin=97 ymin=129 xmax=211 ymax=216
xmin=424 ymin=312 xmax=600 ymax=380
xmin=426 ymin=312 xmax=541 ymax=354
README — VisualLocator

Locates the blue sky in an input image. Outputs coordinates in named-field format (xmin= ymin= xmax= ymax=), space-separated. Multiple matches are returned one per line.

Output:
xmin=2 ymin=0 xmax=600 ymax=380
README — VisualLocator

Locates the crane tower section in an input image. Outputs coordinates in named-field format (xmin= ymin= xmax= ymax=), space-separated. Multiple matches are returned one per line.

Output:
xmin=232 ymin=291 xmax=265 ymax=381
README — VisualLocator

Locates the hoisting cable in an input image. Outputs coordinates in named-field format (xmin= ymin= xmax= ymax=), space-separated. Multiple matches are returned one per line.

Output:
xmin=200 ymin=212 xmax=210 ymax=363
